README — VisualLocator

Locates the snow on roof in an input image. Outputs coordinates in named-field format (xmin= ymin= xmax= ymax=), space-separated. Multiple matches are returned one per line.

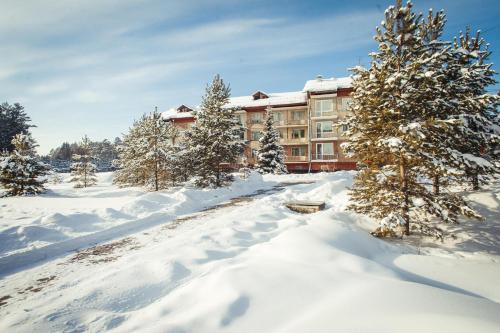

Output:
xmin=226 ymin=91 xmax=307 ymax=108
xmin=303 ymin=76 xmax=352 ymax=93
xmin=163 ymin=76 xmax=350 ymax=117
xmin=161 ymin=108 xmax=196 ymax=120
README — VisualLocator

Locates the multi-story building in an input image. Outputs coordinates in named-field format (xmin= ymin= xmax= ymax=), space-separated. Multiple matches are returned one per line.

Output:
xmin=162 ymin=76 xmax=356 ymax=172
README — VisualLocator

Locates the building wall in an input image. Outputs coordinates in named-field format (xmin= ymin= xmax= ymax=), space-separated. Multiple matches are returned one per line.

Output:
xmin=309 ymin=92 xmax=355 ymax=165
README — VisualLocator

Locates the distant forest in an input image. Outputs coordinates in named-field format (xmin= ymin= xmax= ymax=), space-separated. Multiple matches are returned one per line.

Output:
xmin=42 ymin=138 xmax=122 ymax=172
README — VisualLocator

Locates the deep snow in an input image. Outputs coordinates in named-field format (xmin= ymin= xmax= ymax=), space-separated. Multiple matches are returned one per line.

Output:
xmin=0 ymin=171 xmax=499 ymax=332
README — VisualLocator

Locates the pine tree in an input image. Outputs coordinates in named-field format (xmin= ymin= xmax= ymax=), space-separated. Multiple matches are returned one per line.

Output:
xmin=343 ymin=0 xmax=482 ymax=238
xmin=0 ymin=102 xmax=34 ymax=153
xmin=447 ymin=28 xmax=499 ymax=190
xmin=0 ymin=133 xmax=48 ymax=196
xmin=70 ymin=135 xmax=97 ymax=188
xmin=169 ymin=144 xmax=194 ymax=185
xmin=185 ymin=75 xmax=245 ymax=187
xmin=113 ymin=110 xmax=178 ymax=190
xmin=257 ymin=107 xmax=287 ymax=174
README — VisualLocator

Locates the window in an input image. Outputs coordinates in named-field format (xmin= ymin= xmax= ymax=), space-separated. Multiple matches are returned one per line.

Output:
xmin=251 ymin=149 xmax=258 ymax=158
xmin=273 ymin=112 xmax=283 ymax=123
xmin=251 ymin=113 xmax=262 ymax=124
xmin=314 ymin=99 xmax=334 ymax=116
xmin=316 ymin=143 xmax=334 ymax=159
xmin=252 ymin=131 xmax=263 ymax=141
xmin=316 ymin=121 xmax=333 ymax=138
xmin=291 ymin=147 xmax=306 ymax=156
xmin=291 ymin=111 xmax=305 ymax=120
xmin=292 ymin=129 xmax=305 ymax=139
xmin=338 ymin=98 xmax=351 ymax=112
xmin=278 ymin=130 xmax=285 ymax=139
xmin=341 ymin=124 xmax=349 ymax=132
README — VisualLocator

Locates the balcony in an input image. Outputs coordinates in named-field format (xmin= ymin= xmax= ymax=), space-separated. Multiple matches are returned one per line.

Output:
xmin=286 ymin=155 xmax=307 ymax=162
xmin=312 ymin=111 xmax=337 ymax=118
xmin=311 ymin=153 xmax=339 ymax=161
xmin=279 ymin=137 xmax=308 ymax=144
xmin=287 ymin=119 xmax=307 ymax=125
xmin=312 ymin=131 xmax=338 ymax=139
xmin=275 ymin=119 xmax=307 ymax=126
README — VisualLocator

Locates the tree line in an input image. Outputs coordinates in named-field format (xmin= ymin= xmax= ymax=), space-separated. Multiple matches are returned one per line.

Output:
xmin=1 ymin=75 xmax=287 ymax=196
xmin=42 ymin=137 xmax=122 ymax=172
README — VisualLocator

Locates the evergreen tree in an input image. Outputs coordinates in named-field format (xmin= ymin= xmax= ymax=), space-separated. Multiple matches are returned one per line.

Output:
xmin=0 ymin=133 xmax=48 ymax=196
xmin=170 ymin=144 xmax=194 ymax=184
xmin=0 ymin=102 xmax=34 ymax=153
xmin=447 ymin=28 xmax=499 ymax=190
xmin=257 ymin=108 xmax=287 ymax=174
xmin=413 ymin=16 xmax=499 ymax=194
xmin=185 ymin=75 xmax=245 ymax=187
xmin=70 ymin=135 xmax=97 ymax=188
xmin=113 ymin=110 xmax=178 ymax=190
xmin=343 ymin=0 xmax=482 ymax=238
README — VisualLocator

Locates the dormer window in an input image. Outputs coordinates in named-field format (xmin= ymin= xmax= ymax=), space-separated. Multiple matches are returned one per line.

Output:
xmin=252 ymin=91 xmax=269 ymax=100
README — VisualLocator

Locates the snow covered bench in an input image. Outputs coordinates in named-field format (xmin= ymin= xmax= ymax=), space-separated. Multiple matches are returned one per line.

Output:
xmin=285 ymin=201 xmax=325 ymax=213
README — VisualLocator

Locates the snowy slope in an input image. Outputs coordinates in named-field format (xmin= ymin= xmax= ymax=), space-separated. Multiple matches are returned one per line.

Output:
xmin=0 ymin=172 xmax=499 ymax=332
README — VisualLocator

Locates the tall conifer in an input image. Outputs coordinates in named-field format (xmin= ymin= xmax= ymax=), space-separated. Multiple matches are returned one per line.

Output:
xmin=185 ymin=75 xmax=245 ymax=187
xmin=344 ymin=0 xmax=484 ymax=238
xmin=257 ymin=108 xmax=287 ymax=174
xmin=114 ymin=110 xmax=178 ymax=190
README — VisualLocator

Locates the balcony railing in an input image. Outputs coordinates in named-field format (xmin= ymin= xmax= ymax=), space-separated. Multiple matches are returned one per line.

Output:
xmin=312 ymin=131 xmax=338 ymax=139
xmin=275 ymin=119 xmax=307 ymax=126
xmin=280 ymin=137 xmax=308 ymax=144
xmin=311 ymin=153 xmax=339 ymax=161
xmin=288 ymin=119 xmax=307 ymax=125
xmin=250 ymin=119 xmax=263 ymax=124
xmin=286 ymin=156 xmax=307 ymax=162
xmin=312 ymin=111 xmax=336 ymax=118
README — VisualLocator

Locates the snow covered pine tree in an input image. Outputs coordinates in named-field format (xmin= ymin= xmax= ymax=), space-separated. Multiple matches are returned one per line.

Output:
xmin=343 ymin=0 xmax=486 ymax=238
xmin=0 ymin=102 xmax=34 ymax=153
xmin=113 ymin=109 xmax=178 ymax=190
xmin=257 ymin=107 xmax=287 ymax=174
xmin=446 ymin=28 xmax=499 ymax=190
xmin=185 ymin=75 xmax=245 ymax=187
xmin=0 ymin=133 xmax=48 ymax=196
xmin=70 ymin=135 xmax=97 ymax=188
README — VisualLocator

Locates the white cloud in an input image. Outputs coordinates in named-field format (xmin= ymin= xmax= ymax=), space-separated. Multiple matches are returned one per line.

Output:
xmin=0 ymin=1 xmax=381 ymax=153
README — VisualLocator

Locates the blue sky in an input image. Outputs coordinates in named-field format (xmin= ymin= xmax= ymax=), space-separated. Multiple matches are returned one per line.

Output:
xmin=1 ymin=0 xmax=499 ymax=154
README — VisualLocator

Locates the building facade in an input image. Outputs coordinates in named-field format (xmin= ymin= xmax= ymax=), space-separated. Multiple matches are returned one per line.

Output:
xmin=162 ymin=76 xmax=357 ymax=172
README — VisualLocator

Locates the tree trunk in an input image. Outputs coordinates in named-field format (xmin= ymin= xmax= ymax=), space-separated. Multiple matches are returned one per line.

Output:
xmin=433 ymin=175 xmax=439 ymax=195
xmin=471 ymin=173 xmax=479 ymax=191
xmin=400 ymin=161 xmax=410 ymax=236
xmin=154 ymin=160 xmax=158 ymax=191
xmin=216 ymin=163 xmax=220 ymax=187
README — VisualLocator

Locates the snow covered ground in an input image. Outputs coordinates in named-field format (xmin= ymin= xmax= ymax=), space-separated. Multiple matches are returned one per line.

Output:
xmin=0 ymin=172 xmax=274 ymax=262
xmin=0 ymin=171 xmax=499 ymax=332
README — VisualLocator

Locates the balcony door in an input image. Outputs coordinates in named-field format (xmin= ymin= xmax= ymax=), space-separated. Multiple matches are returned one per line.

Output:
xmin=316 ymin=142 xmax=333 ymax=160
xmin=316 ymin=121 xmax=333 ymax=138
